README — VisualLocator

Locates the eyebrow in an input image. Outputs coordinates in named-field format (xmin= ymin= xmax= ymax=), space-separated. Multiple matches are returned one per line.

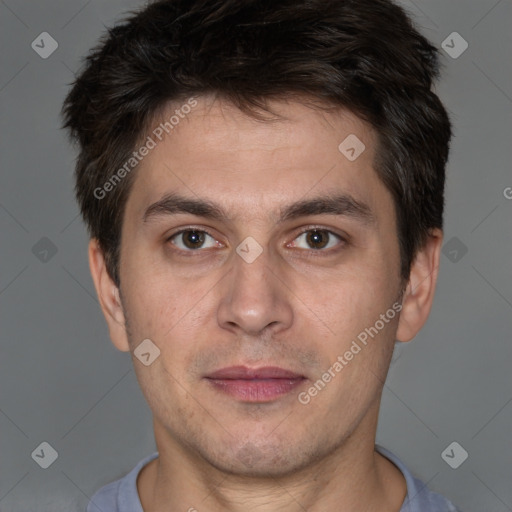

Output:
xmin=142 ymin=192 xmax=375 ymax=226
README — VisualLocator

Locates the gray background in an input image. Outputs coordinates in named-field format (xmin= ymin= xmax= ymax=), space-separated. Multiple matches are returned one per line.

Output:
xmin=0 ymin=0 xmax=511 ymax=510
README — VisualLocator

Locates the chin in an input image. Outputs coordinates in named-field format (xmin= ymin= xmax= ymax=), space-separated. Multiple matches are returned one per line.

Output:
xmin=196 ymin=436 xmax=323 ymax=478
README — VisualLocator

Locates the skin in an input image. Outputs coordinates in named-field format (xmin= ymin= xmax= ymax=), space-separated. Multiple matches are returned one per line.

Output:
xmin=89 ymin=95 xmax=442 ymax=511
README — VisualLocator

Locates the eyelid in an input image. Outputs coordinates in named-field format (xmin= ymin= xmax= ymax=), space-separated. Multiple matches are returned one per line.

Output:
xmin=290 ymin=224 xmax=348 ymax=241
xmin=166 ymin=225 xmax=218 ymax=241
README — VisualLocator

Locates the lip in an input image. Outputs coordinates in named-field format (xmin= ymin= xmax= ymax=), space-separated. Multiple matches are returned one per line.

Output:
xmin=207 ymin=365 xmax=303 ymax=380
xmin=205 ymin=366 xmax=306 ymax=402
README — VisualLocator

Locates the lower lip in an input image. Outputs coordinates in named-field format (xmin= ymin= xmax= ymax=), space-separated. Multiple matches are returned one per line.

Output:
xmin=206 ymin=378 xmax=306 ymax=402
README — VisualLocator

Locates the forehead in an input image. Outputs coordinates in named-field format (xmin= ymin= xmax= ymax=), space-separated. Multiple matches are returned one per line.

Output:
xmin=125 ymin=96 xmax=389 ymax=224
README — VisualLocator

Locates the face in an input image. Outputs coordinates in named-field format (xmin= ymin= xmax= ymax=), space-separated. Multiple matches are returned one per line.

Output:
xmin=96 ymin=96 xmax=412 ymax=477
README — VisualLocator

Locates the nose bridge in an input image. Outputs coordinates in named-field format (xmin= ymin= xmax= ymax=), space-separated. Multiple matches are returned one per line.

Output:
xmin=216 ymin=240 xmax=293 ymax=336
xmin=234 ymin=243 xmax=274 ymax=295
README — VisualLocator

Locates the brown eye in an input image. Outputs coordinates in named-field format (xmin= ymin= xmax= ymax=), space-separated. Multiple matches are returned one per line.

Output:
xmin=292 ymin=229 xmax=343 ymax=251
xmin=170 ymin=230 xmax=217 ymax=251
xmin=305 ymin=230 xmax=330 ymax=249
xmin=182 ymin=230 xmax=205 ymax=249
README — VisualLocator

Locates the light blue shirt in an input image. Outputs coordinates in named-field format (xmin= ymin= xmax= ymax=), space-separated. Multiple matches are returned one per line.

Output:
xmin=87 ymin=445 xmax=461 ymax=512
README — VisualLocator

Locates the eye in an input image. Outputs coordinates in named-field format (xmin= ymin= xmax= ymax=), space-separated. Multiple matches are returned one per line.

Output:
xmin=290 ymin=229 xmax=343 ymax=251
xmin=169 ymin=229 xmax=219 ymax=251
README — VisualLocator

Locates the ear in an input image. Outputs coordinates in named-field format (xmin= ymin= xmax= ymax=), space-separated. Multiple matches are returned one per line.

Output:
xmin=88 ymin=238 xmax=130 ymax=352
xmin=396 ymin=228 xmax=443 ymax=343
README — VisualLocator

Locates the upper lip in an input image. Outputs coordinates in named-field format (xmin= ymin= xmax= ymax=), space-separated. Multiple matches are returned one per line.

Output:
xmin=206 ymin=366 xmax=304 ymax=380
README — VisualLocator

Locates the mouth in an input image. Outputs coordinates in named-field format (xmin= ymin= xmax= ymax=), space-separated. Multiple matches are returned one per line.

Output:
xmin=205 ymin=366 xmax=307 ymax=403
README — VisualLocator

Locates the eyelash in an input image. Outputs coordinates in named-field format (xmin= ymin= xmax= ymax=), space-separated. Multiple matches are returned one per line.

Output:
xmin=166 ymin=225 xmax=347 ymax=256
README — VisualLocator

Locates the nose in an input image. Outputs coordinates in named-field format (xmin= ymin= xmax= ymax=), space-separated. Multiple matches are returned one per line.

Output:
xmin=216 ymin=246 xmax=293 ymax=337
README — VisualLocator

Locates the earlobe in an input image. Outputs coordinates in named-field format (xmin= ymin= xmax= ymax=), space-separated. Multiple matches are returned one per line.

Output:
xmin=396 ymin=229 xmax=443 ymax=343
xmin=88 ymin=239 xmax=131 ymax=352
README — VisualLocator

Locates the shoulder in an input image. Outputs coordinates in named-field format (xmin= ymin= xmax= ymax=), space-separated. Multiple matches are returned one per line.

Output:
xmin=401 ymin=473 xmax=461 ymax=512
xmin=87 ymin=479 xmax=120 ymax=511
xmin=376 ymin=445 xmax=462 ymax=512
xmin=87 ymin=452 xmax=159 ymax=512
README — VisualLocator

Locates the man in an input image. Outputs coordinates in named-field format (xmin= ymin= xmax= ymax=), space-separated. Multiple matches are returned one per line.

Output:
xmin=63 ymin=0 xmax=460 ymax=510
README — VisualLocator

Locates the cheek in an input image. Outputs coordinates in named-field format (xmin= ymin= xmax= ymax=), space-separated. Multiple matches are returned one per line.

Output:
xmin=312 ymin=260 xmax=398 ymax=340
xmin=121 ymin=267 xmax=217 ymax=365
xmin=121 ymin=270 xmax=179 ymax=343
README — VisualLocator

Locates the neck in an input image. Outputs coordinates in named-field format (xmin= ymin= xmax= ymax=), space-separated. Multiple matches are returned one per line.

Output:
xmin=138 ymin=405 xmax=406 ymax=512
